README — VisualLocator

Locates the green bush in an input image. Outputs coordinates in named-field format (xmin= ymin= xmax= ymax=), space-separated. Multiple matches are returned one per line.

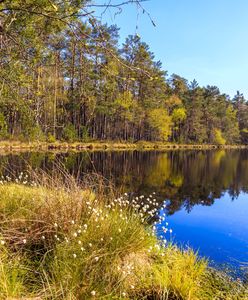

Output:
xmin=47 ymin=133 xmax=56 ymax=143
xmin=62 ymin=124 xmax=78 ymax=142
xmin=0 ymin=113 xmax=8 ymax=140
xmin=28 ymin=125 xmax=46 ymax=142
xmin=80 ymin=125 xmax=90 ymax=142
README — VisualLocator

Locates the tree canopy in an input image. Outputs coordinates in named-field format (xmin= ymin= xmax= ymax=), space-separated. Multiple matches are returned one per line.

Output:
xmin=0 ymin=0 xmax=247 ymax=144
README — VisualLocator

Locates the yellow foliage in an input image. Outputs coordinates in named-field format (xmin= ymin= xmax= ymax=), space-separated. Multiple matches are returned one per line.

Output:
xmin=213 ymin=129 xmax=226 ymax=145
xmin=148 ymin=108 xmax=172 ymax=141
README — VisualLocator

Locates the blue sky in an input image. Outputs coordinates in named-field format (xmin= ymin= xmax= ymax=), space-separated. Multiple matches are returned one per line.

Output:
xmin=94 ymin=0 xmax=248 ymax=98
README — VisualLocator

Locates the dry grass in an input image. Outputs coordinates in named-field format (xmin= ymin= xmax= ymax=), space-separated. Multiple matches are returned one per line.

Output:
xmin=0 ymin=174 xmax=246 ymax=299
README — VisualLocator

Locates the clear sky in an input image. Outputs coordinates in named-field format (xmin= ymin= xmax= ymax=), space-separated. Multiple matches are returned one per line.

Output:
xmin=94 ymin=0 xmax=248 ymax=98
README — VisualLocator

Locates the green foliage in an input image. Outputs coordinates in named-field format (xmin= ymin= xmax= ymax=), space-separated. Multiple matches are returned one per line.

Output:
xmin=222 ymin=106 xmax=240 ymax=144
xmin=28 ymin=125 xmax=46 ymax=142
xmin=62 ymin=124 xmax=78 ymax=142
xmin=213 ymin=129 xmax=226 ymax=145
xmin=80 ymin=126 xmax=90 ymax=142
xmin=47 ymin=133 xmax=56 ymax=143
xmin=0 ymin=0 xmax=248 ymax=144
xmin=148 ymin=109 xmax=172 ymax=141
xmin=0 ymin=246 xmax=27 ymax=298
xmin=0 ymin=113 xmax=8 ymax=140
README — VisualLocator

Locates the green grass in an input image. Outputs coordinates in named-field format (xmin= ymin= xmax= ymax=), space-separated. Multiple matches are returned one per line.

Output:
xmin=0 ymin=180 xmax=247 ymax=299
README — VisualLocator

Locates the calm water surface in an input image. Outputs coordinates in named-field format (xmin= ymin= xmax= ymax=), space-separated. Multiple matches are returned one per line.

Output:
xmin=1 ymin=149 xmax=248 ymax=274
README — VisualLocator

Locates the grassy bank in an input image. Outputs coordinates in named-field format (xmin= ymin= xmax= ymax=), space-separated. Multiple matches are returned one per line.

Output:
xmin=0 ymin=178 xmax=247 ymax=299
xmin=0 ymin=140 xmax=247 ymax=152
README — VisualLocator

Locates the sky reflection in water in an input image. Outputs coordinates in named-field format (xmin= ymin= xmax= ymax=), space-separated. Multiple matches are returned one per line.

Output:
xmin=157 ymin=191 xmax=248 ymax=273
xmin=1 ymin=149 xmax=248 ymax=273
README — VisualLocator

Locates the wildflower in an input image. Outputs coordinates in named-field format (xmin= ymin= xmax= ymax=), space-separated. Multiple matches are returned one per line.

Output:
xmin=71 ymin=220 xmax=75 ymax=224
xmin=23 ymin=239 xmax=27 ymax=244
xmin=81 ymin=247 xmax=85 ymax=251
xmin=0 ymin=240 xmax=5 ymax=245
xmin=73 ymin=253 xmax=77 ymax=258
xmin=131 ymin=285 xmax=135 ymax=289
xmin=54 ymin=222 xmax=58 ymax=228
xmin=78 ymin=240 xmax=82 ymax=245
xmin=73 ymin=232 xmax=78 ymax=237
xmin=118 ymin=228 xmax=122 ymax=233
xmin=89 ymin=243 xmax=92 ymax=247
xmin=91 ymin=291 xmax=96 ymax=296
xmin=95 ymin=257 xmax=99 ymax=262
xmin=122 ymin=292 xmax=126 ymax=297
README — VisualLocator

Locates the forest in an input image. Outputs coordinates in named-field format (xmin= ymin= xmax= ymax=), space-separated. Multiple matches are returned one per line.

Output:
xmin=1 ymin=0 xmax=248 ymax=145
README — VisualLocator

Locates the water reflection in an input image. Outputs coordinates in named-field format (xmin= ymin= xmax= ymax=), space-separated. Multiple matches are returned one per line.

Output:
xmin=1 ymin=150 xmax=248 ymax=212
xmin=0 ymin=149 xmax=248 ymax=269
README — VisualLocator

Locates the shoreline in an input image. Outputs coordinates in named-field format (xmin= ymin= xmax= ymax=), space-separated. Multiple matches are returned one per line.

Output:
xmin=0 ymin=141 xmax=247 ymax=152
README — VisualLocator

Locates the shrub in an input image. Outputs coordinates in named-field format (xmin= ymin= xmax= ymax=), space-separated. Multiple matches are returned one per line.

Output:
xmin=0 ymin=113 xmax=8 ymax=140
xmin=213 ymin=129 xmax=226 ymax=145
xmin=28 ymin=125 xmax=46 ymax=142
xmin=47 ymin=133 xmax=56 ymax=143
xmin=62 ymin=124 xmax=78 ymax=142
xmin=80 ymin=125 xmax=90 ymax=142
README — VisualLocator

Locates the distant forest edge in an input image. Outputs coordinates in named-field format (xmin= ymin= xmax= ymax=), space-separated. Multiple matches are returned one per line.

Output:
xmin=1 ymin=1 xmax=248 ymax=145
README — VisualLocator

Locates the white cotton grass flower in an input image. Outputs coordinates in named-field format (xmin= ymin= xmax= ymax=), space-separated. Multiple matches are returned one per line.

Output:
xmin=23 ymin=239 xmax=27 ymax=244
xmin=73 ymin=253 xmax=77 ymax=258
xmin=91 ymin=290 xmax=96 ymax=296
xmin=0 ymin=240 xmax=5 ymax=245
xmin=54 ymin=222 xmax=58 ymax=228
xmin=95 ymin=257 xmax=99 ymax=262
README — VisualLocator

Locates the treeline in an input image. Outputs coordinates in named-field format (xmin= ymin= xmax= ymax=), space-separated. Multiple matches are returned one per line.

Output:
xmin=1 ymin=1 xmax=248 ymax=144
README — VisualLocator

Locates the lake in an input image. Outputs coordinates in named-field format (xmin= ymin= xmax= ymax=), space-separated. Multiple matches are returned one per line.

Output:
xmin=1 ymin=149 xmax=248 ymax=275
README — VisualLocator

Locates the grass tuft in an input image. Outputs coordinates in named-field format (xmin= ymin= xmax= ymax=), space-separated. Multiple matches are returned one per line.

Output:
xmin=0 ymin=175 xmax=246 ymax=299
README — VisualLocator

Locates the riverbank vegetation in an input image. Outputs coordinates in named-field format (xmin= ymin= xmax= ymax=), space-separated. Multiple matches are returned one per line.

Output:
xmin=0 ymin=140 xmax=247 ymax=152
xmin=0 ymin=174 xmax=247 ymax=299
xmin=1 ymin=1 xmax=248 ymax=145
